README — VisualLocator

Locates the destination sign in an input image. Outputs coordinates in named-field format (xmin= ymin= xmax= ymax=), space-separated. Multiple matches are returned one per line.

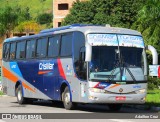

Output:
xmin=87 ymin=34 xmax=144 ymax=48
xmin=87 ymin=34 xmax=118 ymax=46
xmin=118 ymin=35 xmax=144 ymax=48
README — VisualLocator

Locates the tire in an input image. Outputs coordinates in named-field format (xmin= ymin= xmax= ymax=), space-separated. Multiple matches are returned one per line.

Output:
xmin=108 ymin=104 xmax=122 ymax=111
xmin=16 ymin=85 xmax=26 ymax=104
xmin=62 ymin=87 xmax=76 ymax=110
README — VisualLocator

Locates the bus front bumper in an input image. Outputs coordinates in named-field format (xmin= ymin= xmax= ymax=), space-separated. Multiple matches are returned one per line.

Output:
xmin=87 ymin=92 xmax=146 ymax=104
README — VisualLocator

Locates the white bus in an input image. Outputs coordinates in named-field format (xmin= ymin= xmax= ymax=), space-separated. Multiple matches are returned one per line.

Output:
xmin=2 ymin=24 xmax=158 ymax=110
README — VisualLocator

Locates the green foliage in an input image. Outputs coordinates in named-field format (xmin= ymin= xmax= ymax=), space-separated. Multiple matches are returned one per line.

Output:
xmin=0 ymin=0 xmax=53 ymax=19
xmin=37 ymin=13 xmax=53 ymax=25
xmin=0 ymin=91 xmax=3 ymax=96
xmin=62 ymin=1 xmax=94 ymax=25
xmin=148 ymin=77 xmax=160 ymax=90
xmin=62 ymin=0 xmax=145 ymax=28
xmin=132 ymin=0 xmax=160 ymax=55
xmin=15 ymin=21 xmax=42 ymax=34
xmin=0 ymin=6 xmax=18 ymax=37
xmin=146 ymin=89 xmax=160 ymax=107
xmin=0 ymin=5 xmax=33 ymax=37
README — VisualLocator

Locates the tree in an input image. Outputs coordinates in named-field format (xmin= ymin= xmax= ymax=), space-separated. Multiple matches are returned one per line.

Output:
xmin=62 ymin=0 xmax=94 ymax=25
xmin=132 ymin=0 xmax=160 ymax=53
xmin=0 ymin=6 xmax=32 ymax=38
xmin=15 ymin=21 xmax=42 ymax=35
xmin=37 ymin=13 xmax=53 ymax=25
xmin=62 ymin=0 xmax=144 ymax=28
xmin=0 ymin=6 xmax=18 ymax=38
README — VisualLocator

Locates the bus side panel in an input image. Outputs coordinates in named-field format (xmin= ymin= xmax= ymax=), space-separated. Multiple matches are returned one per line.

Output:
xmin=60 ymin=58 xmax=88 ymax=103
xmin=2 ymin=62 xmax=17 ymax=96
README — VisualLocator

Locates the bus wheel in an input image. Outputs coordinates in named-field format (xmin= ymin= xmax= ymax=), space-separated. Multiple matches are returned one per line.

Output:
xmin=16 ymin=85 xmax=26 ymax=104
xmin=62 ymin=87 xmax=75 ymax=110
xmin=108 ymin=104 xmax=122 ymax=111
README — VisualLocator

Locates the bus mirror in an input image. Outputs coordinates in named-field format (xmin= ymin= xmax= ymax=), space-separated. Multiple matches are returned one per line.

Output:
xmin=85 ymin=43 xmax=92 ymax=62
xmin=146 ymin=45 xmax=158 ymax=65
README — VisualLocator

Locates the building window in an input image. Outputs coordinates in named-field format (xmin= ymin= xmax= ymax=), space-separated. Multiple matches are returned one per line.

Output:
xmin=58 ymin=22 xmax=61 ymax=27
xmin=58 ymin=3 xmax=69 ymax=10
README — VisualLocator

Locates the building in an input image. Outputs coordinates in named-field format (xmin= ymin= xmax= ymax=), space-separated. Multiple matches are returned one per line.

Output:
xmin=53 ymin=0 xmax=86 ymax=28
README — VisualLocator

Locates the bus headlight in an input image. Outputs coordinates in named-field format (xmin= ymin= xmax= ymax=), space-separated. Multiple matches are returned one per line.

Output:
xmin=135 ymin=89 xmax=146 ymax=94
xmin=89 ymin=88 xmax=105 ymax=93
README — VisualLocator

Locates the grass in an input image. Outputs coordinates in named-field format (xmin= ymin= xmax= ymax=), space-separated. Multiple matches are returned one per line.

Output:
xmin=0 ymin=91 xmax=3 ymax=96
xmin=0 ymin=0 xmax=53 ymax=18
xmin=146 ymin=89 xmax=160 ymax=107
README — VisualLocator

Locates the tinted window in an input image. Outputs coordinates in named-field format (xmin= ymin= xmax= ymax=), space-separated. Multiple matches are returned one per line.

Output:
xmin=60 ymin=33 xmax=72 ymax=57
xmin=16 ymin=41 xmax=26 ymax=59
xmin=10 ymin=43 xmax=16 ymax=60
xmin=3 ymin=43 xmax=10 ymax=60
xmin=36 ymin=38 xmax=47 ymax=58
xmin=73 ymin=32 xmax=86 ymax=80
xmin=26 ymin=40 xmax=36 ymax=58
xmin=48 ymin=35 xmax=60 ymax=57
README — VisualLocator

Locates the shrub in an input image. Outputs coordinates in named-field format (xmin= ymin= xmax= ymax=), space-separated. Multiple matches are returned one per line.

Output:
xmin=148 ymin=77 xmax=160 ymax=90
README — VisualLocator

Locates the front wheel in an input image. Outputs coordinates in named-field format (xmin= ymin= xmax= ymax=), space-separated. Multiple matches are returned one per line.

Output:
xmin=62 ymin=87 xmax=76 ymax=110
xmin=16 ymin=85 xmax=26 ymax=104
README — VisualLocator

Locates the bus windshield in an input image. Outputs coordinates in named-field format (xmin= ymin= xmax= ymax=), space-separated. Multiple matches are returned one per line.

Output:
xmin=89 ymin=46 xmax=145 ymax=81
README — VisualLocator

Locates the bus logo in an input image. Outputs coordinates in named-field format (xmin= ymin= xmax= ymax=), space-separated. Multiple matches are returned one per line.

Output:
xmin=39 ymin=63 xmax=54 ymax=70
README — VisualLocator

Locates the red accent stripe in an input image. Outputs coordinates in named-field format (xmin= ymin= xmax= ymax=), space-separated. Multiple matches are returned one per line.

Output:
xmin=38 ymin=71 xmax=51 ymax=75
xmin=93 ymin=82 xmax=100 ymax=88
xmin=57 ymin=59 xmax=66 ymax=79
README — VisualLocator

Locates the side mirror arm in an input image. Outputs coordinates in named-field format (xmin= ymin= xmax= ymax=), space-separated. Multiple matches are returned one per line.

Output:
xmin=146 ymin=45 xmax=158 ymax=65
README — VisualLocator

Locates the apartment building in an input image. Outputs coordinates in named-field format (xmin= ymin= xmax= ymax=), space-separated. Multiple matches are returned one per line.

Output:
xmin=53 ymin=0 xmax=86 ymax=27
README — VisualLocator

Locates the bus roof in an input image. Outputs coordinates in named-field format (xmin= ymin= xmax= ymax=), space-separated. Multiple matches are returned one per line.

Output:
xmin=4 ymin=24 xmax=142 ymax=43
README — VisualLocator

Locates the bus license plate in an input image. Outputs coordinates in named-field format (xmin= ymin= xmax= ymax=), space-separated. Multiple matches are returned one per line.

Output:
xmin=115 ymin=96 xmax=126 ymax=101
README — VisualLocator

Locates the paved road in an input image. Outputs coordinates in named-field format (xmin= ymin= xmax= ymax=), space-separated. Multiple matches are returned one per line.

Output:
xmin=0 ymin=96 xmax=159 ymax=122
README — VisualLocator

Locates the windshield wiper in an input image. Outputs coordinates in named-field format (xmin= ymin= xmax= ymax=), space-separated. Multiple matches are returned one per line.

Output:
xmin=109 ymin=60 xmax=120 ymax=81
xmin=121 ymin=57 xmax=136 ymax=82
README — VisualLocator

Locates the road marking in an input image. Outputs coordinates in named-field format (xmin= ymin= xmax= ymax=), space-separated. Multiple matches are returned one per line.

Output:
xmin=109 ymin=119 xmax=133 ymax=122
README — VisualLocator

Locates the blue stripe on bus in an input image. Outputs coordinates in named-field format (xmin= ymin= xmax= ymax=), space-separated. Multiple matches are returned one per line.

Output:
xmin=16 ymin=59 xmax=68 ymax=100
xmin=10 ymin=62 xmax=23 ymax=78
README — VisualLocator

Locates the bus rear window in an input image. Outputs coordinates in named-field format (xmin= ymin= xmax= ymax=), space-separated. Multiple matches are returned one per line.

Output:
xmin=3 ymin=43 xmax=10 ymax=60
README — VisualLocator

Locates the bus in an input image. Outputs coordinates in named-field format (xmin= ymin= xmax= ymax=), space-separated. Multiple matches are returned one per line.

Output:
xmin=2 ymin=24 xmax=158 ymax=110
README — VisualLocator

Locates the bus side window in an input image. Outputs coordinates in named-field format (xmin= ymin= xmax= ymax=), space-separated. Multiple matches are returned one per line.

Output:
xmin=10 ymin=43 xmax=16 ymax=60
xmin=36 ymin=38 xmax=47 ymax=58
xmin=60 ymin=33 xmax=72 ymax=57
xmin=48 ymin=35 xmax=60 ymax=57
xmin=73 ymin=32 xmax=86 ymax=80
xmin=3 ymin=43 xmax=10 ymax=60
xmin=16 ymin=41 xmax=26 ymax=59
xmin=26 ymin=40 xmax=36 ymax=58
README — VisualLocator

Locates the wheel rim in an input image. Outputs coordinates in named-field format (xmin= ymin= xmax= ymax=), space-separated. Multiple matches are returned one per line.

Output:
xmin=64 ymin=92 xmax=70 ymax=105
xmin=17 ymin=90 xmax=22 ymax=101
